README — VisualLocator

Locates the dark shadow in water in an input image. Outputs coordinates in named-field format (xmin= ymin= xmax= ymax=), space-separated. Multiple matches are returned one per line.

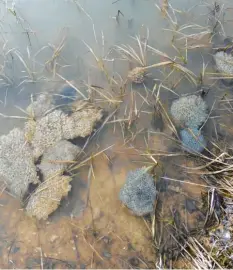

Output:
xmin=53 ymin=85 xmax=78 ymax=106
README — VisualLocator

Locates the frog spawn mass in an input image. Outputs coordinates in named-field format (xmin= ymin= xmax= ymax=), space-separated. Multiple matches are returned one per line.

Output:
xmin=170 ymin=95 xmax=208 ymax=154
xmin=119 ymin=168 xmax=157 ymax=216
xmin=0 ymin=93 xmax=103 ymax=220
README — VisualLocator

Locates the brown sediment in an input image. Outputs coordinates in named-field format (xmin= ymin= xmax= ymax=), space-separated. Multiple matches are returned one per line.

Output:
xmin=0 ymin=117 xmax=210 ymax=268
xmin=0 ymin=142 xmax=156 ymax=268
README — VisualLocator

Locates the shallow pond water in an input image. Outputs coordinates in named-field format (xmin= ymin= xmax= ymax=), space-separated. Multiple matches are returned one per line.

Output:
xmin=0 ymin=0 xmax=233 ymax=268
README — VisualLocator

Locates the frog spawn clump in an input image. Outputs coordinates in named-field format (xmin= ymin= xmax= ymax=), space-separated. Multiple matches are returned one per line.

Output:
xmin=170 ymin=95 xmax=208 ymax=128
xmin=170 ymin=95 xmax=208 ymax=153
xmin=213 ymin=37 xmax=233 ymax=86
xmin=26 ymin=175 xmax=72 ymax=220
xmin=180 ymin=128 xmax=207 ymax=154
xmin=24 ymin=100 xmax=103 ymax=159
xmin=26 ymin=140 xmax=81 ymax=220
xmin=0 ymin=94 xmax=104 ymax=219
xmin=37 ymin=140 xmax=81 ymax=179
xmin=214 ymin=51 xmax=233 ymax=76
xmin=26 ymin=93 xmax=54 ymax=119
xmin=119 ymin=167 xmax=157 ymax=216
xmin=127 ymin=67 xmax=145 ymax=84
xmin=0 ymin=128 xmax=39 ymax=199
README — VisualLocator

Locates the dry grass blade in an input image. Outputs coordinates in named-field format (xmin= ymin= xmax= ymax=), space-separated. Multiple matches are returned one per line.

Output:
xmin=115 ymin=44 xmax=145 ymax=67
xmin=207 ymin=71 xmax=233 ymax=80
xmin=182 ymin=152 xmax=228 ymax=171
xmin=55 ymin=73 xmax=87 ymax=99
xmin=161 ymin=176 xmax=216 ymax=189
xmin=84 ymin=83 xmax=121 ymax=105
xmin=147 ymin=45 xmax=197 ymax=85
xmin=156 ymin=97 xmax=179 ymax=138
xmin=135 ymin=34 xmax=148 ymax=66
xmin=173 ymin=63 xmax=197 ymax=85
xmin=164 ymin=25 xmax=211 ymax=40
xmin=83 ymin=40 xmax=117 ymax=85
xmin=147 ymin=44 xmax=173 ymax=61
xmin=69 ymin=144 xmax=114 ymax=172
xmin=131 ymin=32 xmax=149 ymax=64
xmin=14 ymin=50 xmax=34 ymax=81
xmin=155 ymin=1 xmax=177 ymax=27
xmin=82 ymin=235 xmax=104 ymax=261
xmin=183 ymin=237 xmax=223 ymax=269
xmin=142 ymin=61 xmax=174 ymax=70
xmin=0 ymin=73 xmax=14 ymax=86
xmin=0 ymin=112 xmax=30 ymax=120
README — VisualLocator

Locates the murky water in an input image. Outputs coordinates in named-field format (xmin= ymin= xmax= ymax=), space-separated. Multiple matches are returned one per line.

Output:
xmin=0 ymin=0 xmax=233 ymax=268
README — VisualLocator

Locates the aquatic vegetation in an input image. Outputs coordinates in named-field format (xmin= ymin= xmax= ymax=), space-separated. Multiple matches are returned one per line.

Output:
xmin=26 ymin=175 xmax=72 ymax=220
xmin=180 ymin=128 xmax=207 ymax=153
xmin=119 ymin=167 xmax=157 ymax=216
xmin=116 ymin=35 xmax=149 ymax=84
xmin=25 ymin=100 xmax=103 ymax=159
xmin=38 ymin=140 xmax=81 ymax=179
xmin=0 ymin=128 xmax=39 ymax=199
xmin=170 ymin=95 xmax=208 ymax=128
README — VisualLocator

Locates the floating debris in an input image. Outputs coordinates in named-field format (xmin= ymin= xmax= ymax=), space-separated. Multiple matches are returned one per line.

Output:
xmin=38 ymin=140 xmax=81 ymax=179
xmin=0 ymin=128 xmax=39 ymax=199
xmin=180 ymin=128 xmax=207 ymax=153
xmin=26 ymin=175 xmax=72 ymax=220
xmin=171 ymin=95 xmax=208 ymax=128
xmin=127 ymin=67 xmax=145 ymax=84
xmin=25 ymin=101 xmax=103 ymax=159
xmin=119 ymin=167 xmax=157 ymax=216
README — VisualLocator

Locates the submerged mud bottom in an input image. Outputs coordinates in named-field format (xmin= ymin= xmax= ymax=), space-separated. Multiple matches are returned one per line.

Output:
xmin=0 ymin=124 xmax=216 ymax=268
xmin=0 ymin=143 xmax=156 ymax=268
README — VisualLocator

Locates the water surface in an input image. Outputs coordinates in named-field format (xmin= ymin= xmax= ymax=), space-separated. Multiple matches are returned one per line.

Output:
xmin=0 ymin=0 xmax=233 ymax=267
